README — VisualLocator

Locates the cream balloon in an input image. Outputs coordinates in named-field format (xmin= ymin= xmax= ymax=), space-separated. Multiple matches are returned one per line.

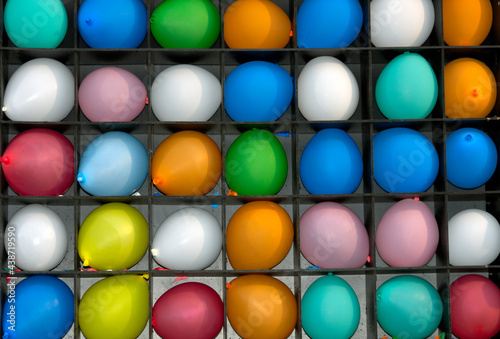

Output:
xmin=298 ymin=56 xmax=359 ymax=121
xmin=2 ymin=58 xmax=74 ymax=122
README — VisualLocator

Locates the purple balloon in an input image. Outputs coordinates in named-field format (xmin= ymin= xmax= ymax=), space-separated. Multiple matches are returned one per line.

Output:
xmin=300 ymin=202 xmax=369 ymax=268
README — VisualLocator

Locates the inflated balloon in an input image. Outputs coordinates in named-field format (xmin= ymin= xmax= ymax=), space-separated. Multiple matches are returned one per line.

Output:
xmin=300 ymin=202 xmax=369 ymax=269
xmin=224 ymin=61 xmax=293 ymax=122
xmin=151 ymin=207 xmax=222 ymax=270
xmin=225 ymin=129 xmax=288 ymax=195
xmin=151 ymin=65 xmax=221 ymax=121
xmin=78 ymin=203 xmax=149 ymax=271
xmin=78 ymin=0 xmax=147 ymax=48
xmin=224 ymin=0 xmax=291 ymax=49
xmin=79 ymin=275 xmax=149 ymax=339
xmin=4 ymin=0 xmax=68 ymax=48
xmin=448 ymin=209 xmax=500 ymax=266
xmin=376 ymin=52 xmax=438 ymax=119
xmin=226 ymin=274 xmax=297 ymax=339
xmin=377 ymin=275 xmax=443 ymax=339
xmin=444 ymin=58 xmax=497 ymax=118
xmin=302 ymin=274 xmax=360 ymax=339
xmin=4 ymin=204 xmax=67 ymax=271
xmin=298 ymin=56 xmax=359 ymax=121
xmin=77 ymin=132 xmax=148 ymax=196
xmin=150 ymin=0 xmax=220 ymax=48
xmin=153 ymin=282 xmax=224 ymax=339
xmin=2 ymin=58 xmax=74 ymax=122
xmin=373 ymin=127 xmax=439 ymax=193
xmin=152 ymin=131 xmax=222 ymax=195
xmin=0 ymin=129 xmax=74 ymax=196
xmin=443 ymin=0 xmax=493 ymax=46
xmin=2 ymin=276 xmax=74 ymax=339
xmin=300 ymin=128 xmax=363 ymax=194
xmin=297 ymin=0 xmax=363 ymax=48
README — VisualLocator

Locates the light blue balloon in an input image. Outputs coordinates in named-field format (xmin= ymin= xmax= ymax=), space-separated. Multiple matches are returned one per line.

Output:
xmin=77 ymin=131 xmax=148 ymax=196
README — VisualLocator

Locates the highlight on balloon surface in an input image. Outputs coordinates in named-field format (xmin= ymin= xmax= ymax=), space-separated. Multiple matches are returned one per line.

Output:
xmin=443 ymin=0 xmax=493 ymax=46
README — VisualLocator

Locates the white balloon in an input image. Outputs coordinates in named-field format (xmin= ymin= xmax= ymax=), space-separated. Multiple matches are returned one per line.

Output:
xmin=151 ymin=207 xmax=222 ymax=270
xmin=4 ymin=204 xmax=68 ymax=271
xmin=298 ymin=56 xmax=359 ymax=121
xmin=2 ymin=58 xmax=74 ymax=122
xmin=448 ymin=209 xmax=500 ymax=266
xmin=370 ymin=0 xmax=435 ymax=47
xmin=151 ymin=64 xmax=221 ymax=121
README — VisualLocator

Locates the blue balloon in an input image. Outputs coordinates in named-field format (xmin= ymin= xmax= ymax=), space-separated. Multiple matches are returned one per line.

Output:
xmin=374 ymin=127 xmax=439 ymax=193
xmin=2 ymin=275 xmax=74 ymax=339
xmin=300 ymin=128 xmax=363 ymax=194
xmin=77 ymin=131 xmax=148 ymax=196
xmin=446 ymin=127 xmax=498 ymax=189
xmin=224 ymin=61 xmax=293 ymax=122
xmin=77 ymin=0 xmax=147 ymax=48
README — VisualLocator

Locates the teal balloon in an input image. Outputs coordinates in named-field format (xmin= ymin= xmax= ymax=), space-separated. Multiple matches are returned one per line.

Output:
xmin=377 ymin=275 xmax=443 ymax=339
xmin=302 ymin=275 xmax=360 ymax=339
xmin=375 ymin=52 xmax=438 ymax=120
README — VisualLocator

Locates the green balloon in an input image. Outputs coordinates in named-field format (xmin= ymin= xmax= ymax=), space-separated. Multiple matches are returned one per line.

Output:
xmin=225 ymin=129 xmax=288 ymax=195
xmin=150 ymin=0 xmax=221 ymax=48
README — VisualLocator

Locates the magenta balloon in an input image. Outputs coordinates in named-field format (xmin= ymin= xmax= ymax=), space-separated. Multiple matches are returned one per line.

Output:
xmin=300 ymin=202 xmax=369 ymax=268
xmin=78 ymin=67 xmax=147 ymax=122
xmin=376 ymin=198 xmax=439 ymax=267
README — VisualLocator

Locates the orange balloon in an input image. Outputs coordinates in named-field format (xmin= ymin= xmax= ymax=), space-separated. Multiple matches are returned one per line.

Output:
xmin=443 ymin=0 xmax=492 ymax=46
xmin=444 ymin=58 xmax=497 ymax=118
xmin=227 ymin=274 xmax=297 ymax=339
xmin=224 ymin=0 xmax=291 ymax=49
xmin=151 ymin=130 xmax=222 ymax=195
xmin=226 ymin=201 xmax=293 ymax=270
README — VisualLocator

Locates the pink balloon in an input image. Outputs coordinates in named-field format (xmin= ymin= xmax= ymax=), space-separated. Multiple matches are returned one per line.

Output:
xmin=78 ymin=67 xmax=147 ymax=122
xmin=300 ymin=202 xmax=369 ymax=268
xmin=376 ymin=198 xmax=439 ymax=267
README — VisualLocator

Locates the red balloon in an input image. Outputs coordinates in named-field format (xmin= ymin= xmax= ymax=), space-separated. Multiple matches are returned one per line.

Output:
xmin=0 ymin=129 xmax=74 ymax=196
xmin=152 ymin=282 xmax=224 ymax=339
xmin=451 ymin=274 xmax=500 ymax=339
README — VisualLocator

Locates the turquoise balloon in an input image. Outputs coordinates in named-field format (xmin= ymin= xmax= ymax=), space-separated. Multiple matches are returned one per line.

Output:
xmin=302 ymin=274 xmax=360 ymax=339
xmin=375 ymin=52 xmax=438 ymax=120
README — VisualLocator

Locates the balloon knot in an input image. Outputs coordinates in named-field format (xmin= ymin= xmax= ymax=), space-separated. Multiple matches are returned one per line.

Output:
xmin=77 ymin=174 xmax=84 ymax=183
xmin=85 ymin=18 xmax=91 ymax=24
xmin=226 ymin=283 xmax=231 ymax=289
xmin=0 ymin=156 xmax=9 ymax=165
xmin=145 ymin=96 xmax=149 ymax=105
xmin=413 ymin=196 xmax=420 ymax=201
xmin=151 ymin=248 xmax=158 ymax=256
xmin=152 ymin=316 xmax=157 ymax=327
xmin=142 ymin=274 xmax=149 ymax=280
xmin=153 ymin=178 xmax=161 ymax=186
xmin=367 ymin=256 xmax=371 ymax=263
xmin=83 ymin=259 xmax=90 ymax=267
xmin=472 ymin=89 xmax=478 ymax=97
xmin=228 ymin=189 xmax=238 ymax=196
xmin=289 ymin=30 xmax=293 ymax=37
xmin=3 ymin=333 xmax=10 ymax=338
xmin=1 ymin=106 xmax=6 ymax=112
xmin=465 ymin=134 xmax=473 ymax=141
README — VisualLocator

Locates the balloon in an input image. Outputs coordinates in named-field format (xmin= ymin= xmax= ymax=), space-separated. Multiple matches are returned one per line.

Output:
xmin=77 ymin=203 xmax=149 ymax=271
xmin=4 ymin=0 xmax=68 ymax=48
xmin=152 ymin=282 xmax=224 ymax=339
xmin=150 ymin=0 xmax=220 ymax=48
xmin=298 ymin=56 xmax=359 ymax=121
xmin=79 ymin=275 xmax=149 ymax=339
xmin=224 ymin=61 xmax=293 ymax=122
xmin=297 ymin=0 xmax=363 ymax=48
xmin=299 ymin=128 xmax=363 ymax=194
xmin=301 ymin=274 xmax=360 ymax=339
xmin=450 ymin=274 xmax=500 ymax=339
xmin=226 ymin=201 xmax=294 ymax=270
xmin=443 ymin=0 xmax=493 ymax=46
xmin=373 ymin=127 xmax=439 ymax=193
xmin=300 ymin=202 xmax=369 ymax=269
xmin=226 ymin=274 xmax=297 ymax=339
xmin=2 ymin=275 xmax=74 ymax=339
xmin=152 ymin=131 xmax=222 ymax=195
xmin=448 ymin=209 xmax=500 ymax=266
xmin=370 ymin=0 xmax=435 ymax=47
xmin=2 ymin=58 xmax=74 ymax=122
xmin=376 ymin=198 xmax=439 ymax=267
xmin=151 ymin=207 xmax=222 ymax=270
xmin=0 ymin=128 xmax=74 ymax=196
xmin=4 ymin=204 xmax=67 ymax=271
xmin=225 ymin=129 xmax=288 ymax=195
xmin=377 ymin=275 xmax=443 ymax=339
xmin=224 ymin=0 xmax=291 ymax=49
xmin=375 ymin=52 xmax=438 ymax=119
xmin=77 ymin=132 xmax=148 ymax=196
xmin=151 ymin=65 xmax=221 ymax=121
xmin=444 ymin=58 xmax=497 ymax=118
